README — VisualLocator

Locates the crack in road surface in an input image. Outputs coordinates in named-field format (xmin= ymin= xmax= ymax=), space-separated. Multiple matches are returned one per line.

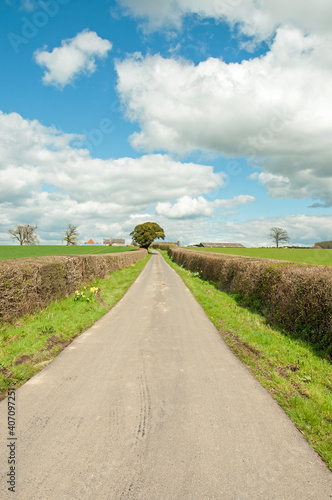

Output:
xmin=1 ymin=251 xmax=332 ymax=499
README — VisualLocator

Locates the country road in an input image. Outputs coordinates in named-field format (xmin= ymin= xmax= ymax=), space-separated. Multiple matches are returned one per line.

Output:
xmin=1 ymin=251 xmax=332 ymax=499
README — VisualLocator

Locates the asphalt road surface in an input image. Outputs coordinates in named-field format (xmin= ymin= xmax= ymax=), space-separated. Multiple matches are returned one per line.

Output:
xmin=1 ymin=251 xmax=332 ymax=499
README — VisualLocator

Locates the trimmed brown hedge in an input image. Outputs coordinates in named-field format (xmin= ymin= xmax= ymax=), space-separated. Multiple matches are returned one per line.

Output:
xmin=169 ymin=247 xmax=332 ymax=354
xmin=0 ymin=249 xmax=147 ymax=323
xmin=151 ymin=243 xmax=177 ymax=251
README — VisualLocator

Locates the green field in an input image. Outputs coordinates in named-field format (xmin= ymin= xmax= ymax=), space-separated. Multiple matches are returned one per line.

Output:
xmin=185 ymin=247 xmax=332 ymax=266
xmin=0 ymin=245 xmax=135 ymax=260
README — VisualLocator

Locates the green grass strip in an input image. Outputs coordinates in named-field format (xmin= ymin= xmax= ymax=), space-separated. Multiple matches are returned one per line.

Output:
xmin=0 ymin=245 xmax=136 ymax=260
xmin=184 ymin=246 xmax=332 ymax=266
xmin=0 ymin=255 xmax=151 ymax=399
xmin=161 ymin=251 xmax=332 ymax=471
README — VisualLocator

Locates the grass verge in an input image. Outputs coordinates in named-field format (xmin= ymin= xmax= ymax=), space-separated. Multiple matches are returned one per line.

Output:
xmin=161 ymin=250 xmax=332 ymax=471
xmin=0 ymin=254 xmax=151 ymax=400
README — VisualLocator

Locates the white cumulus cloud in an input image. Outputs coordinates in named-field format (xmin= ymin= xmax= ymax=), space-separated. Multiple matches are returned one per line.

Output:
xmin=116 ymin=27 xmax=332 ymax=204
xmin=214 ymin=195 xmax=256 ymax=210
xmin=156 ymin=196 xmax=213 ymax=219
xmin=117 ymin=0 xmax=332 ymax=40
xmin=156 ymin=194 xmax=255 ymax=219
xmin=0 ymin=111 xmax=224 ymax=243
xmin=34 ymin=30 xmax=112 ymax=89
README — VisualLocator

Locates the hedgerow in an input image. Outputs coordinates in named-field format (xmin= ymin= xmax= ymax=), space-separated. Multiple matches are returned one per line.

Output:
xmin=168 ymin=247 xmax=332 ymax=355
xmin=151 ymin=243 xmax=177 ymax=250
xmin=0 ymin=249 xmax=147 ymax=323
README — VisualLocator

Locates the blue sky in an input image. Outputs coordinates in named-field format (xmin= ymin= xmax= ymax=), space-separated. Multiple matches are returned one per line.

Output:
xmin=1 ymin=0 xmax=332 ymax=246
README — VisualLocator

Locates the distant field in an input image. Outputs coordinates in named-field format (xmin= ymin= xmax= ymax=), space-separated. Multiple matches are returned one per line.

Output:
xmin=185 ymin=247 xmax=332 ymax=266
xmin=0 ymin=245 xmax=135 ymax=260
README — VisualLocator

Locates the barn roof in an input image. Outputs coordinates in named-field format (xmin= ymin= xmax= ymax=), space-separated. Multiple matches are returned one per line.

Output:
xmin=199 ymin=243 xmax=245 ymax=248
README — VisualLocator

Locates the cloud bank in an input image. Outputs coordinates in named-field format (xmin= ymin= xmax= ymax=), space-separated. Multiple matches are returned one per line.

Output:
xmin=116 ymin=27 xmax=332 ymax=204
xmin=0 ymin=111 xmax=224 ymax=242
xmin=1 ymin=109 xmax=330 ymax=246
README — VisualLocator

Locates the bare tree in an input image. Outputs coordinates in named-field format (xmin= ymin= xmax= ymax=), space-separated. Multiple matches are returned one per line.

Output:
xmin=269 ymin=227 xmax=290 ymax=248
xmin=8 ymin=224 xmax=39 ymax=245
xmin=25 ymin=225 xmax=39 ymax=245
xmin=63 ymin=223 xmax=79 ymax=246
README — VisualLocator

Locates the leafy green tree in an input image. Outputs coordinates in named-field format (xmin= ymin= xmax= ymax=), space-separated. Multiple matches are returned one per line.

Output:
xmin=269 ymin=227 xmax=290 ymax=248
xmin=8 ymin=224 xmax=39 ymax=245
xmin=130 ymin=222 xmax=165 ymax=249
xmin=63 ymin=223 xmax=79 ymax=246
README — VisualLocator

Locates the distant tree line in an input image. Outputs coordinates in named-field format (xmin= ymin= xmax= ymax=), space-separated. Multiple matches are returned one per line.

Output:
xmin=314 ymin=241 xmax=332 ymax=249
